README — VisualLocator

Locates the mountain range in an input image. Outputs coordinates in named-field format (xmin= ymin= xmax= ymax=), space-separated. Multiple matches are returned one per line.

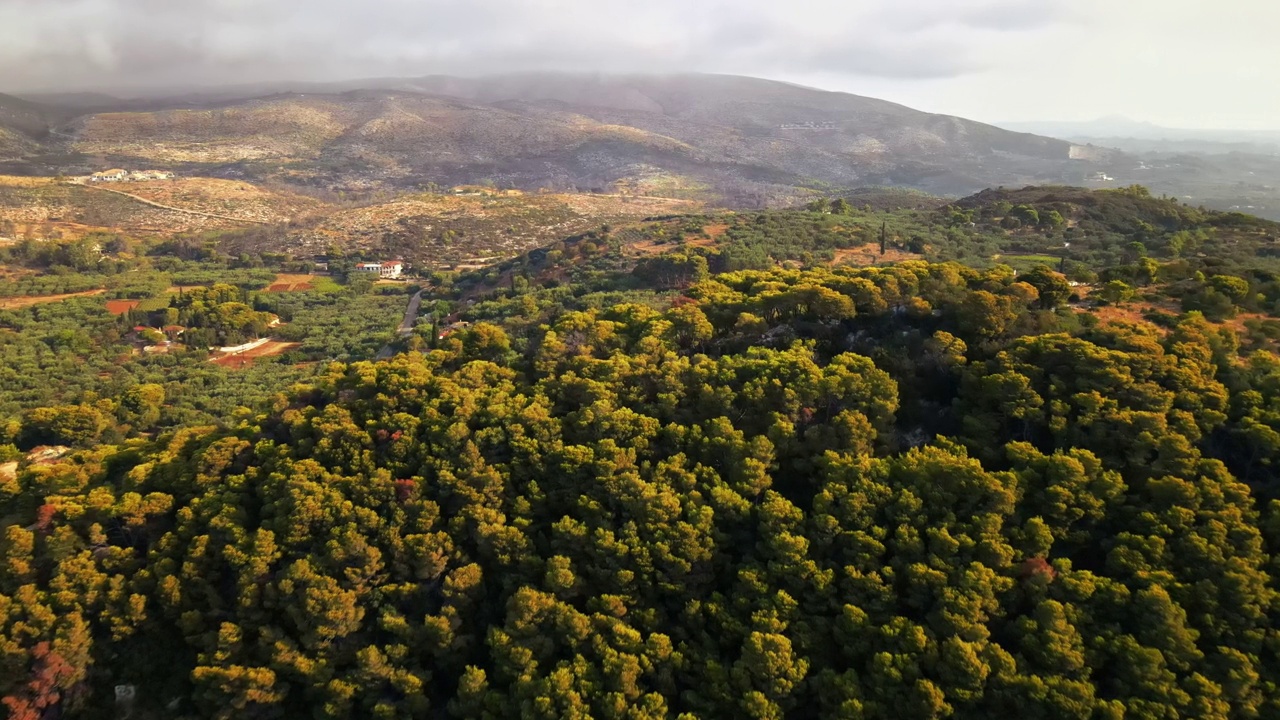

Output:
xmin=0 ymin=73 xmax=1275 ymax=217
xmin=0 ymin=73 xmax=1114 ymax=205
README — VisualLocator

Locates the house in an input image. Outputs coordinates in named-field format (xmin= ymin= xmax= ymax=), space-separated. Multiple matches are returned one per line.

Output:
xmin=438 ymin=320 xmax=471 ymax=339
xmin=354 ymin=260 xmax=405 ymax=279
xmin=91 ymin=169 xmax=128 ymax=182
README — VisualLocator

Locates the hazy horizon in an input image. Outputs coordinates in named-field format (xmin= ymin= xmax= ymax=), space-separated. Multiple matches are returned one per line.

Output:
xmin=1 ymin=0 xmax=1275 ymax=130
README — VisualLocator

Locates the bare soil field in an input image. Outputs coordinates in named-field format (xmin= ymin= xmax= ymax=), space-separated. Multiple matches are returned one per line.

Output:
xmin=104 ymin=299 xmax=141 ymax=315
xmin=0 ymin=289 xmax=105 ymax=309
xmin=264 ymin=273 xmax=317 ymax=292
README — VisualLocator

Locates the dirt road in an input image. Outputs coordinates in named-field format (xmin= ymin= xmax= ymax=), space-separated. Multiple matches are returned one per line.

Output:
xmin=75 ymin=182 xmax=269 ymax=225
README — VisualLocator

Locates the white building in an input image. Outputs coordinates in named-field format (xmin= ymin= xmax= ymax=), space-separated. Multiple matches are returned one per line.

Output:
xmin=354 ymin=261 xmax=405 ymax=279
xmin=90 ymin=169 xmax=128 ymax=182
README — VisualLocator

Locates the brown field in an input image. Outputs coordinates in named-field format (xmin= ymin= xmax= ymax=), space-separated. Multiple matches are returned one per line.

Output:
xmin=211 ymin=340 xmax=301 ymax=368
xmin=105 ymin=299 xmax=142 ymax=315
xmin=832 ymin=243 xmax=922 ymax=266
xmin=701 ymin=223 xmax=729 ymax=240
xmin=1081 ymin=298 xmax=1179 ymax=332
xmin=264 ymin=273 xmax=317 ymax=292
xmin=0 ymin=289 xmax=106 ymax=309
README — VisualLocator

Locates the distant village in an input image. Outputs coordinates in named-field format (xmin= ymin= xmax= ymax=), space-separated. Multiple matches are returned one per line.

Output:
xmin=89 ymin=168 xmax=175 ymax=182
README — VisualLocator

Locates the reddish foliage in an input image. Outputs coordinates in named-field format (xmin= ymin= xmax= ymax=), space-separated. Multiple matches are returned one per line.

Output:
xmin=1020 ymin=557 xmax=1057 ymax=581
xmin=670 ymin=295 xmax=697 ymax=308
xmin=390 ymin=430 xmax=404 ymax=441
xmin=1 ymin=642 xmax=77 ymax=720
xmin=395 ymin=478 xmax=417 ymax=503
xmin=375 ymin=429 xmax=390 ymax=443
xmin=34 ymin=505 xmax=56 ymax=532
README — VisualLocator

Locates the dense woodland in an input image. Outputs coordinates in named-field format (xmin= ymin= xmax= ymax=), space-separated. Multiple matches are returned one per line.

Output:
xmin=2 ymin=187 xmax=1280 ymax=719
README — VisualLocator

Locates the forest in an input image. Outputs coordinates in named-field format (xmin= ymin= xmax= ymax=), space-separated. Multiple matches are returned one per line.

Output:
xmin=1 ymin=186 xmax=1280 ymax=719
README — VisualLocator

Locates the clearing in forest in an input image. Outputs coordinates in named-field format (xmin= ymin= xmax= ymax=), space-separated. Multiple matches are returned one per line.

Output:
xmin=831 ymin=243 xmax=921 ymax=266
xmin=211 ymin=340 xmax=301 ymax=368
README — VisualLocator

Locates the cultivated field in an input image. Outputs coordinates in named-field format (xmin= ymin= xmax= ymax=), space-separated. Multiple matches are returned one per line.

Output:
xmin=264 ymin=273 xmax=319 ymax=292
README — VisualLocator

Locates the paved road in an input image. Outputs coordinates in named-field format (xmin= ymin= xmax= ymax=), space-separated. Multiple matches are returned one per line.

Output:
xmin=376 ymin=290 xmax=425 ymax=360
xmin=75 ymin=182 xmax=269 ymax=225
xmin=398 ymin=290 xmax=424 ymax=334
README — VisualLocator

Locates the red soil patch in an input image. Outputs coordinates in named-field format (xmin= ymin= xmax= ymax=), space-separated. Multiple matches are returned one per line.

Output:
xmin=211 ymin=340 xmax=301 ymax=368
xmin=105 ymin=299 xmax=141 ymax=315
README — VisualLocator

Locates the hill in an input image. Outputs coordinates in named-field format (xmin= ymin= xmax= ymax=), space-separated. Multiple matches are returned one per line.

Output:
xmin=0 ymin=173 xmax=700 ymax=269
xmin=6 ymin=74 xmax=1115 ymax=205
xmin=0 ymin=94 xmax=64 ymax=159
xmin=4 ymin=178 xmax=1280 ymax=719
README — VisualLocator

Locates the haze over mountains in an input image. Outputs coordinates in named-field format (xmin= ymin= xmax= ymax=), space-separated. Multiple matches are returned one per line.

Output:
xmin=1000 ymin=116 xmax=1280 ymax=155
xmin=1 ymin=73 xmax=1277 ymax=217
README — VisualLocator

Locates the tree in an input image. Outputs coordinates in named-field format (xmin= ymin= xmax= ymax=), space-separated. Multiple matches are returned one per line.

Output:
xmin=1020 ymin=266 xmax=1072 ymax=309
xmin=1098 ymin=280 xmax=1134 ymax=305
xmin=119 ymin=384 xmax=166 ymax=430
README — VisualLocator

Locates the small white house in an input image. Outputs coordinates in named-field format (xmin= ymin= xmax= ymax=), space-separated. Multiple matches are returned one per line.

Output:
xmin=354 ymin=261 xmax=404 ymax=279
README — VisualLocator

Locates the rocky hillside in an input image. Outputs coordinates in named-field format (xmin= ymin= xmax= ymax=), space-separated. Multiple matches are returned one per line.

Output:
xmin=5 ymin=74 xmax=1115 ymax=205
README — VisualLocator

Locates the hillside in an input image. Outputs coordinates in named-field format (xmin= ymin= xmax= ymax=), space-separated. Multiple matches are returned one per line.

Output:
xmin=4 ymin=179 xmax=1280 ymax=718
xmin=0 ymin=94 xmax=63 ymax=159
xmin=273 ymin=188 xmax=697 ymax=268
xmin=3 ymin=74 xmax=1118 ymax=205
xmin=950 ymin=184 xmax=1280 ymax=266
xmin=0 ymin=176 xmax=328 ymax=239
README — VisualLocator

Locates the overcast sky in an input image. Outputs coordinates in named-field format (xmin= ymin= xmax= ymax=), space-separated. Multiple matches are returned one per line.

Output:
xmin=0 ymin=0 xmax=1274 ymax=129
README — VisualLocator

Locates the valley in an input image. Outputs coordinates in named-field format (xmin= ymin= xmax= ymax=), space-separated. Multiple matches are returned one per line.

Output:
xmin=3 ymin=74 xmax=1280 ymax=720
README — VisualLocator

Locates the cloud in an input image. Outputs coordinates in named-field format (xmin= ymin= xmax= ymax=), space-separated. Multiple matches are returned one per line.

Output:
xmin=1 ymin=0 xmax=1274 ymax=129
xmin=0 ymin=0 xmax=1054 ymax=91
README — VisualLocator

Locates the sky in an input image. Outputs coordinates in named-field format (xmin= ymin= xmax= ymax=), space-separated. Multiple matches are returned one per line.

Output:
xmin=0 ymin=0 xmax=1275 ymax=129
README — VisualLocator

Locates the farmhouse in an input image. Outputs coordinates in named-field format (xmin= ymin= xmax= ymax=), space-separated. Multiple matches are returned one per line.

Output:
xmin=354 ymin=260 xmax=405 ymax=279
xmin=91 ymin=169 xmax=128 ymax=182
